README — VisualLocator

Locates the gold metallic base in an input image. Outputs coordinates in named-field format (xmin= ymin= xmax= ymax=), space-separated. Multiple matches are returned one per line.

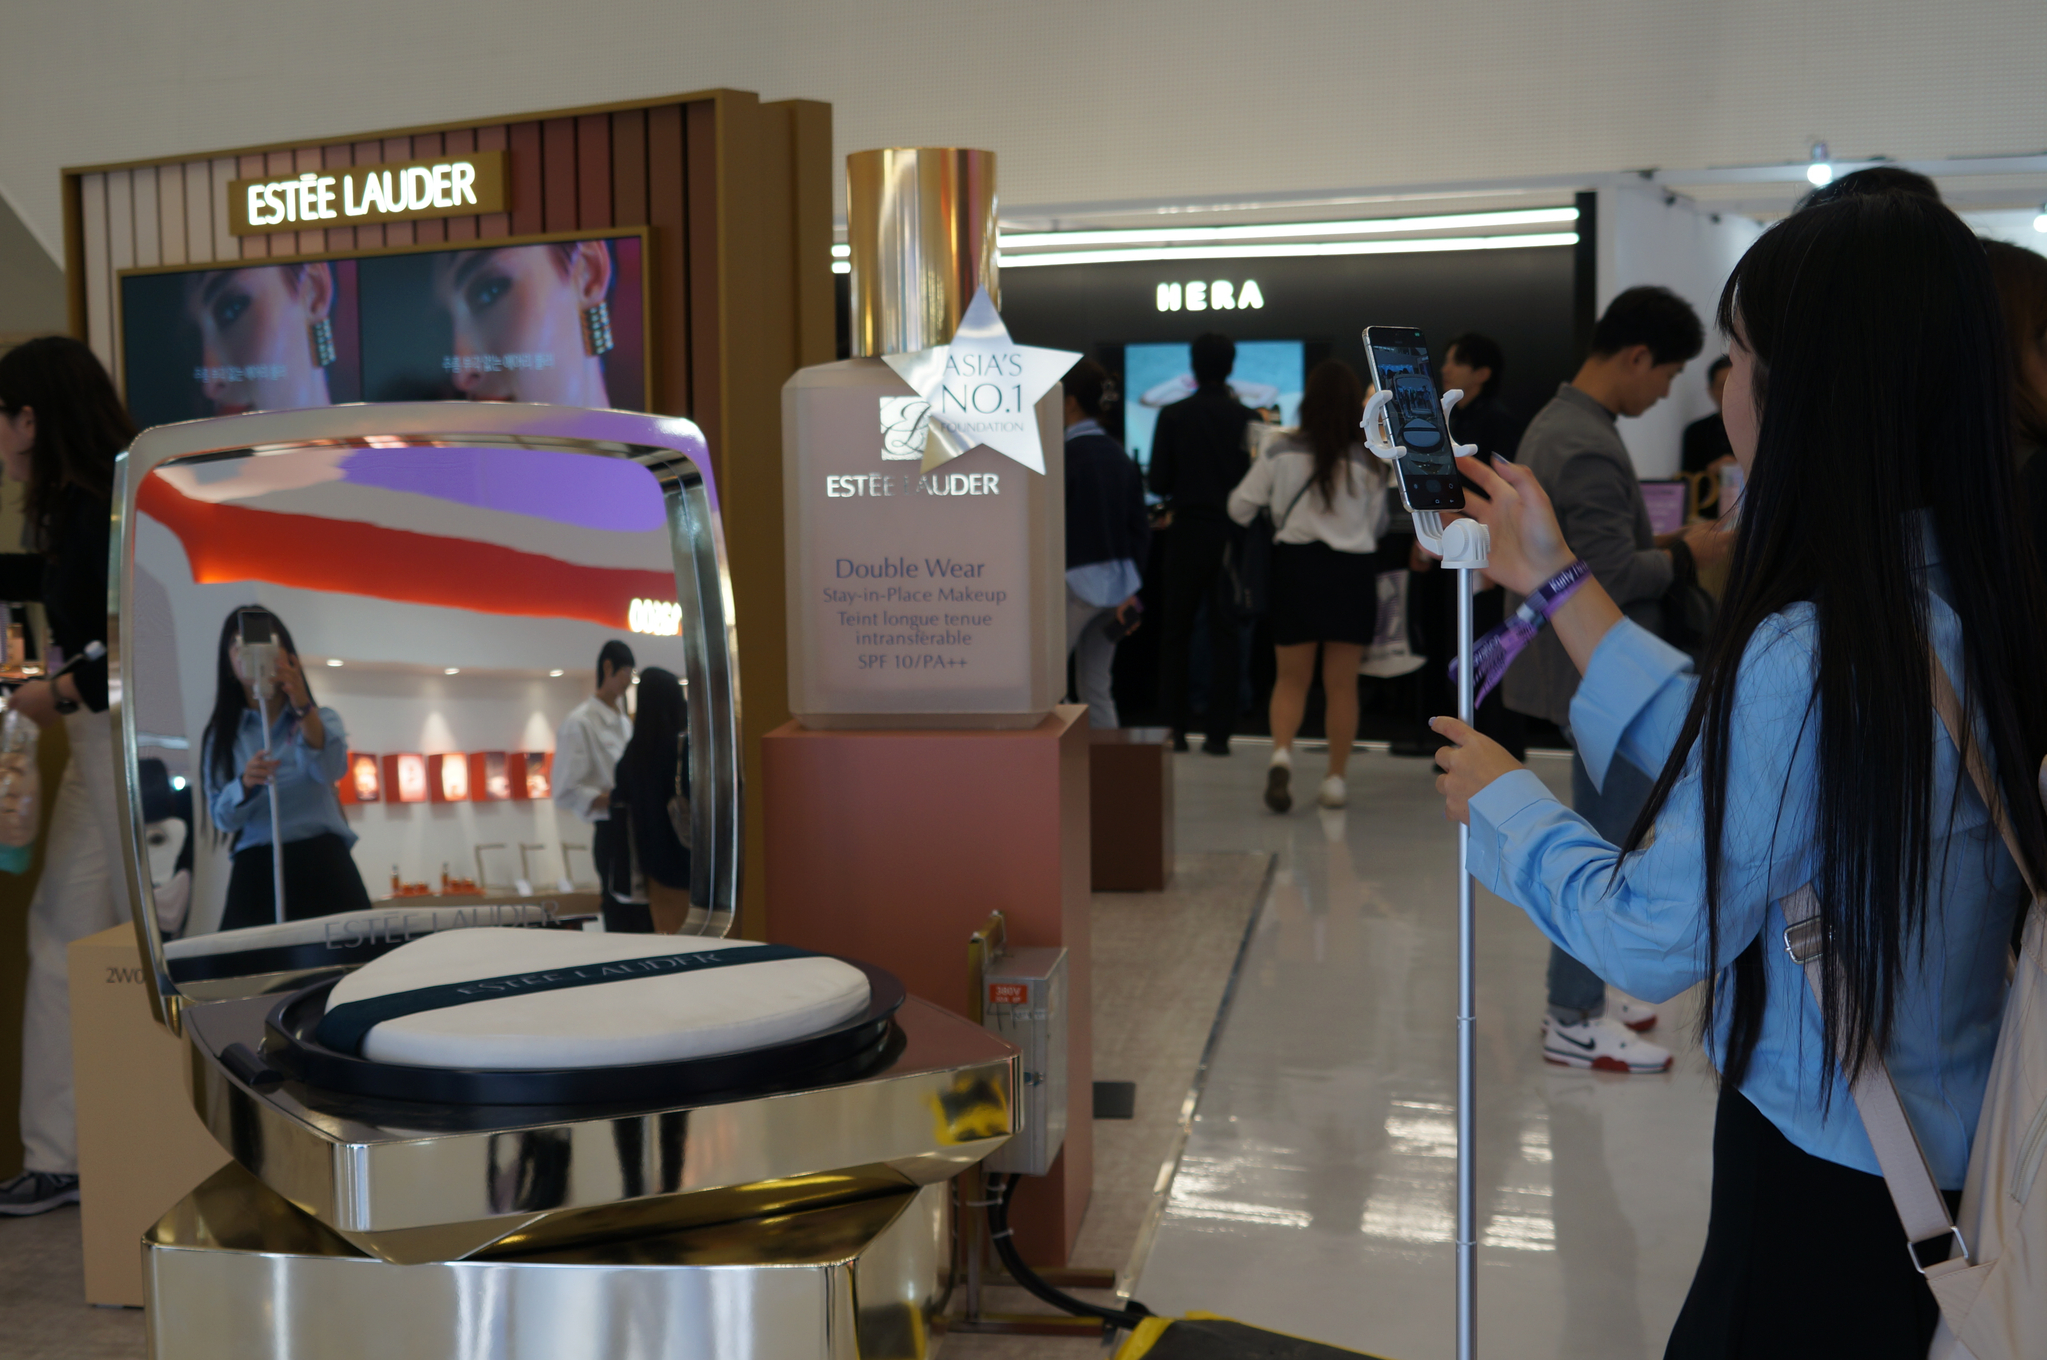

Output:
xmin=146 ymin=1162 xmax=952 ymax=1360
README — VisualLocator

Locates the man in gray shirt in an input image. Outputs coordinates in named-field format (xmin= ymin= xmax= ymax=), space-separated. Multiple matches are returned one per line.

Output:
xmin=1502 ymin=286 xmax=1730 ymax=1073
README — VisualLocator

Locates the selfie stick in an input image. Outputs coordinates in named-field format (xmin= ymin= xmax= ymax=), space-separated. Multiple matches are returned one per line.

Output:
xmin=1364 ymin=387 xmax=1489 ymax=1360
xmin=239 ymin=634 xmax=289 ymax=925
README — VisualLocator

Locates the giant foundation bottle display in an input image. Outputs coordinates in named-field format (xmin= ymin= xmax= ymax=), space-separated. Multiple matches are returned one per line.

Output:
xmin=112 ymin=402 xmax=1019 ymax=1360
xmin=783 ymin=148 xmax=1071 ymax=729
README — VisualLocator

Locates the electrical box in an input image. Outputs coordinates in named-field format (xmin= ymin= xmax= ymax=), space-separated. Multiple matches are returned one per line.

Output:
xmin=980 ymin=946 xmax=1068 ymax=1176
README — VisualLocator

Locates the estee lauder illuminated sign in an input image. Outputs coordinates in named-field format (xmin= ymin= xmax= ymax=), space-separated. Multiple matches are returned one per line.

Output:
xmin=227 ymin=152 xmax=509 ymax=236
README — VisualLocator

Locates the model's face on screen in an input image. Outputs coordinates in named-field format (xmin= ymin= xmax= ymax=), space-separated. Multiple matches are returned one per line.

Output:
xmin=435 ymin=244 xmax=612 ymax=408
xmin=184 ymin=265 xmax=334 ymax=415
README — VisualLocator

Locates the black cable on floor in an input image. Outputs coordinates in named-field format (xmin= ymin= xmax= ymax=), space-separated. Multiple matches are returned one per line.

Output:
xmin=985 ymin=1172 xmax=1156 ymax=1331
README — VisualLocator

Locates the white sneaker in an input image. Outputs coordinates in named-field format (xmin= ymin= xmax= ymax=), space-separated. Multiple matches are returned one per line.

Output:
xmin=1541 ymin=1015 xmax=1672 ymax=1073
xmin=1611 ymin=997 xmax=1659 ymax=1033
xmin=1264 ymin=749 xmax=1293 ymax=813
xmin=1318 ymin=774 xmax=1347 ymax=808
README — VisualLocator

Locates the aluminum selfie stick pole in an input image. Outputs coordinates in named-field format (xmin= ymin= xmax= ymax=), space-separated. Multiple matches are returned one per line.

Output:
xmin=256 ymin=686 xmax=286 ymax=924
xmin=1364 ymin=386 xmax=1488 ymax=1360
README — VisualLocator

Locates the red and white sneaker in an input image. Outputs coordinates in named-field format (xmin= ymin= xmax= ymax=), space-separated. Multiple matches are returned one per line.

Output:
xmin=1542 ymin=1015 xmax=1673 ymax=1073
xmin=1610 ymin=998 xmax=1659 ymax=1033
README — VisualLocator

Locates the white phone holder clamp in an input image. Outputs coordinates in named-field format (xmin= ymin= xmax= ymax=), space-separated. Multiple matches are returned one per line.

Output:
xmin=1362 ymin=387 xmax=1490 ymax=571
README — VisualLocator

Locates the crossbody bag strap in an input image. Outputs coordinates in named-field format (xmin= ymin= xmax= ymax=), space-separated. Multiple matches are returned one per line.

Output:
xmin=1274 ymin=475 xmax=1315 ymax=531
xmin=1782 ymin=886 xmax=1969 ymax=1275
xmin=1929 ymin=656 xmax=2042 ymax=903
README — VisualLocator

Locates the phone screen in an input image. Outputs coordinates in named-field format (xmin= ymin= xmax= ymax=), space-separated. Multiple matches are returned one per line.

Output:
xmin=237 ymin=610 xmax=274 ymax=648
xmin=1365 ymin=326 xmax=1464 ymax=511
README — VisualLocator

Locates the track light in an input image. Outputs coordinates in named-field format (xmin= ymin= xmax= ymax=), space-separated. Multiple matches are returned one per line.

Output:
xmin=1806 ymin=143 xmax=1834 ymax=189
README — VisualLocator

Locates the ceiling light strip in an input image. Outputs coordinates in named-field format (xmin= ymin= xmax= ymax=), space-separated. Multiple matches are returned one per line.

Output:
xmin=997 ymin=206 xmax=1575 ymax=250
xmin=996 ymin=233 xmax=1579 ymax=269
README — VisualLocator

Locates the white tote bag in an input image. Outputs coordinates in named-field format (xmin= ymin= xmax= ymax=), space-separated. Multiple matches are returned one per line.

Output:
xmin=1785 ymin=659 xmax=2047 ymax=1360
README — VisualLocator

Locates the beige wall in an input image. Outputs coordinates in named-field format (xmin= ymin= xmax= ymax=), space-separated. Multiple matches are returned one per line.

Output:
xmin=0 ymin=189 xmax=65 ymax=338
xmin=7 ymin=0 xmax=2047 ymax=268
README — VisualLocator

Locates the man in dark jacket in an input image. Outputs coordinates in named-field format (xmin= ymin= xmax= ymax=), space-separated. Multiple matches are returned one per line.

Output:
xmin=1146 ymin=332 xmax=1254 ymax=753
xmin=1063 ymin=358 xmax=1149 ymax=729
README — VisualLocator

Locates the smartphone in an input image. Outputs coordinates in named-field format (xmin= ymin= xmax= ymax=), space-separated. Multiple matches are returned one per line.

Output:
xmin=236 ymin=609 xmax=275 ymax=648
xmin=1363 ymin=326 xmax=1465 ymax=512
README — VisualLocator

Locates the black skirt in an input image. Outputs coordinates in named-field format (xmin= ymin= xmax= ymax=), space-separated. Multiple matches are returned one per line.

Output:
xmin=1269 ymin=540 xmax=1377 ymax=647
xmin=1664 ymin=1085 xmax=1950 ymax=1359
xmin=220 ymin=831 xmax=374 ymax=933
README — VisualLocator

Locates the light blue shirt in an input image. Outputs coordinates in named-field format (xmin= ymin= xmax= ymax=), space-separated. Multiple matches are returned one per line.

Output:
xmin=1467 ymin=548 xmax=2021 ymax=1187
xmin=206 ymin=706 xmax=354 ymax=851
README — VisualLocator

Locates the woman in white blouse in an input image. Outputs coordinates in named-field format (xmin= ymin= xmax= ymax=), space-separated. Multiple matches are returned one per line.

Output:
xmin=1229 ymin=360 xmax=1386 ymax=811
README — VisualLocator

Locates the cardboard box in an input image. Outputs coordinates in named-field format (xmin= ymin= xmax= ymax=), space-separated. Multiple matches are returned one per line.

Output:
xmin=67 ymin=925 xmax=230 ymax=1307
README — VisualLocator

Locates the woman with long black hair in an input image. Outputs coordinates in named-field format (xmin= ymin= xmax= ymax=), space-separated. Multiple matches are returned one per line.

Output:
xmin=0 ymin=337 xmax=133 ymax=1216
xmin=1432 ymin=194 xmax=2047 ymax=1355
xmin=605 ymin=667 xmax=690 ymax=934
xmin=200 ymin=607 xmax=370 ymax=932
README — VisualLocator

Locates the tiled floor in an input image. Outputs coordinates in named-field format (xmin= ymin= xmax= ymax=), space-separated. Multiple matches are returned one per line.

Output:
xmin=1132 ymin=744 xmax=1718 ymax=1360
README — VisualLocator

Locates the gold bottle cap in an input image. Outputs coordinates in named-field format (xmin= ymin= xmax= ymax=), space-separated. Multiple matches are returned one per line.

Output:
xmin=846 ymin=148 xmax=998 ymax=358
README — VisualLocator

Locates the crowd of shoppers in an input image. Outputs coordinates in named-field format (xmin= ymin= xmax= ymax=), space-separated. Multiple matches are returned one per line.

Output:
xmin=1062 ymin=358 xmax=1148 ymax=729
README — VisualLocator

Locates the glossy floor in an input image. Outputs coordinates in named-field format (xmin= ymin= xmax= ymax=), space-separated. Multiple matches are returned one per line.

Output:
xmin=1134 ymin=744 xmax=1718 ymax=1360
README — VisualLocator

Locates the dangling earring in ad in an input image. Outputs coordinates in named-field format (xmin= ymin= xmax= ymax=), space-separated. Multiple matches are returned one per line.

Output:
xmin=582 ymin=300 xmax=615 ymax=357
xmin=309 ymin=317 xmax=337 ymax=368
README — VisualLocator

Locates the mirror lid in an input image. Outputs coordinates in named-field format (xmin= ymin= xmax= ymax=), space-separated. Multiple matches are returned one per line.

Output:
xmin=114 ymin=403 xmax=722 ymax=1030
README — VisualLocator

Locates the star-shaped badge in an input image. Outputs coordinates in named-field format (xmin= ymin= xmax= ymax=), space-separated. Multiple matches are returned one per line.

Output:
xmin=883 ymin=288 xmax=1080 ymax=474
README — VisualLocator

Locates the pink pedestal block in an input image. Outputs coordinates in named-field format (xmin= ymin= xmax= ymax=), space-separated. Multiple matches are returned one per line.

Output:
xmin=762 ymin=706 xmax=1092 ymax=1264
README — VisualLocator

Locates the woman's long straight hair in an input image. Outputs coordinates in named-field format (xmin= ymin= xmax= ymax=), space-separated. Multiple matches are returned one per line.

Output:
xmin=1621 ymin=193 xmax=2047 ymax=1090
xmin=0 ymin=336 xmax=135 ymax=550
xmin=1294 ymin=359 xmax=1365 ymax=509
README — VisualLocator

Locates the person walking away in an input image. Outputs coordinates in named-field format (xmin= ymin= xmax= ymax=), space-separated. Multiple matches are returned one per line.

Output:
xmin=0 ymin=337 xmax=133 ymax=1216
xmin=608 ymin=668 xmax=691 ymax=934
xmin=553 ymin=640 xmax=636 ymax=931
xmin=1228 ymin=359 xmax=1385 ymax=811
xmin=1148 ymin=333 xmax=1254 ymax=754
xmin=1500 ymin=285 xmax=1730 ymax=1070
xmin=1434 ymin=191 xmax=2046 ymax=1359
xmin=1062 ymin=358 xmax=1148 ymax=729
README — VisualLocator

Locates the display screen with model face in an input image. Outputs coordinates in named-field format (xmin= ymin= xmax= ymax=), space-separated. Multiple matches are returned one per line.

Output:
xmin=118 ymin=235 xmax=645 ymax=429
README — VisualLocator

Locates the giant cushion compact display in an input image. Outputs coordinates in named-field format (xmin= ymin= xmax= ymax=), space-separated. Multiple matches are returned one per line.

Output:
xmin=320 ymin=929 xmax=873 ymax=1070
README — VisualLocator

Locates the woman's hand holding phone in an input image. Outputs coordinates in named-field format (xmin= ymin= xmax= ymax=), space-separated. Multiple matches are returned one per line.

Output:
xmin=1451 ymin=455 xmax=1575 ymax=595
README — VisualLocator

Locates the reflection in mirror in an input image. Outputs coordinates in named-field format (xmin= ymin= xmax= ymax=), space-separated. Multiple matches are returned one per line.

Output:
xmin=131 ymin=442 xmax=695 ymax=975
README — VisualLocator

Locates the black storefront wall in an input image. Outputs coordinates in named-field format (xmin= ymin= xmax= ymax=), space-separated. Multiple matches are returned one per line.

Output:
xmin=997 ymin=242 xmax=1578 ymax=444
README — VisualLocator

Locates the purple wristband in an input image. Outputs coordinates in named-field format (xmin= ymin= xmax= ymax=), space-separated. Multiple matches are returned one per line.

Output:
xmin=1449 ymin=559 xmax=1591 ymax=707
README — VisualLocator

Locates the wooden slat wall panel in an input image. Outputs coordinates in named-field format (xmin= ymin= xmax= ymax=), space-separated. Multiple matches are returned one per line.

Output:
xmin=81 ymin=175 xmax=113 ymax=369
xmin=187 ymin=162 xmax=215 ymax=264
xmin=159 ymin=164 xmax=187 ymax=266
xmin=263 ymin=152 xmax=294 ymax=258
xmin=380 ymin=139 xmax=413 ymax=246
xmin=507 ymin=123 xmax=543 ymax=237
xmin=476 ymin=125 xmax=510 ymax=239
xmin=294 ymin=147 xmax=324 ymax=256
xmin=210 ymin=159 xmax=238 ymax=262
xmin=239 ymin=155 xmax=268 ymax=258
xmin=646 ymin=103 xmax=688 ymax=416
xmin=611 ymin=110 xmax=647 ymax=228
xmin=542 ymin=118 xmax=577 ymax=232
xmin=411 ymin=134 xmax=445 ymax=244
xmin=321 ymin=145 xmax=355 ymax=253
xmin=105 ymin=172 xmax=135 ymax=387
xmin=352 ymin=141 xmax=385 ymax=249
xmin=131 ymin=168 xmax=160 ymax=269
xmin=443 ymin=128 xmax=478 ymax=242
xmin=687 ymin=100 xmax=721 ymax=443
xmin=576 ymin=115 xmax=611 ymax=230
